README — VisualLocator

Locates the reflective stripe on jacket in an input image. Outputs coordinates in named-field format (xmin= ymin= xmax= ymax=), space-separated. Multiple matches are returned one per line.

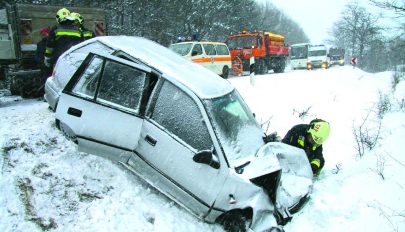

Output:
xmin=45 ymin=22 xmax=82 ymax=65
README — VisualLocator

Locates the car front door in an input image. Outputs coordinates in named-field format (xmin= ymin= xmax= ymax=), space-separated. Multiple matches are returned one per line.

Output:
xmin=190 ymin=43 xmax=210 ymax=70
xmin=56 ymin=53 xmax=156 ymax=163
xmin=127 ymin=80 xmax=227 ymax=218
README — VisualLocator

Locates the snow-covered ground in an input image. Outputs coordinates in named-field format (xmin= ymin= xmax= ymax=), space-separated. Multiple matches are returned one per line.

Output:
xmin=1 ymin=65 xmax=404 ymax=232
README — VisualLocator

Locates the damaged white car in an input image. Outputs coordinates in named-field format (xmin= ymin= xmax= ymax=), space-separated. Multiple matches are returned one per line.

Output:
xmin=55 ymin=36 xmax=313 ymax=231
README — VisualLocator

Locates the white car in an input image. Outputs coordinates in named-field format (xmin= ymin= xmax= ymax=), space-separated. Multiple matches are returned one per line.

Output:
xmin=54 ymin=36 xmax=313 ymax=232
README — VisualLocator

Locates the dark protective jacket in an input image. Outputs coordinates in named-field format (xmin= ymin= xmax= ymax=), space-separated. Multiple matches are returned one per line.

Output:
xmin=45 ymin=21 xmax=82 ymax=66
xmin=79 ymin=26 xmax=95 ymax=41
xmin=281 ymin=124 xmax=325 ymax=175
xmin=35 ymin=37 xmax=47 ymax=67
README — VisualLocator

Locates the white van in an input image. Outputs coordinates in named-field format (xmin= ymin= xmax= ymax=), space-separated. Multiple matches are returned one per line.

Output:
xmin=169 ymin=41 xmax=232 ymax=78
xmin=307 ymin=45 xmax=330 ymax=70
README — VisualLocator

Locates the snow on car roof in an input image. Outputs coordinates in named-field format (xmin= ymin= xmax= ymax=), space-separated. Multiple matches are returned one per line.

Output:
xmin=95 ymin=36 xmax=233 ymax=99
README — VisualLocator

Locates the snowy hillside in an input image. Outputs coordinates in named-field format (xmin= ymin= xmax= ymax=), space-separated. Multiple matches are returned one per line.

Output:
xmin=1 ymin=65 xmax=404 ymax=232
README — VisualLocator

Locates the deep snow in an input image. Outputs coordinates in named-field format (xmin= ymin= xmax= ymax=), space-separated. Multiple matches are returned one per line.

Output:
xmin=1 ymin=65 xmax=404 ymax=232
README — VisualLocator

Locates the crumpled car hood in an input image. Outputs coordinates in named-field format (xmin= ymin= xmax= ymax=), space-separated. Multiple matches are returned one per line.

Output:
xmin=234 ymin=144 xmax=281 ymax=180
xmin=232 ymin=143 xmax=281 ymax=179
xmin=233 ymin=142 xmax=313 ymax=211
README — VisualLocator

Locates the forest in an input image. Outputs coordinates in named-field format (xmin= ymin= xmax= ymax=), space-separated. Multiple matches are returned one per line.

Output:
xmin=7 ymin=0 xmax=405 ymax=73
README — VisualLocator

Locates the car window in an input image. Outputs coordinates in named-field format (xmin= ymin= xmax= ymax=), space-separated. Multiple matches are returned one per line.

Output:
xmin=203 ymin=44 xmax=216 ymax=55
xmin=191 ymin=44 xmax=203 ymax=56
xmin=55 ymin=53 xmax=88 ymax=87
xmin=169 ymin=43 xmax=192 ymax=56
xmin=55 ymin=41 xmax=114 ymax=88
xmin=72 ymin=56 xmax=103 ymax=98
xmin=97 ymin=60 xmax=147 ymax=113
xmin=215 ymin=44 xmax=229 ymax=55
xmin=151 ymin=81 xmax=212 ymax=151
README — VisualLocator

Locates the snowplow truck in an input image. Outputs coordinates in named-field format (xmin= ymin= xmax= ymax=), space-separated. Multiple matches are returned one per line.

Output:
xmin=0 ymin=3 xmax=106 ymax=97
xmin=226 ymin=31 xmax=289 ymax=75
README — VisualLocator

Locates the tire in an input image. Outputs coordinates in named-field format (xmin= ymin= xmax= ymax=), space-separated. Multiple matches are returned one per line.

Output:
xmin=256 ymin=59 xmax=265 ymax=75
xmin=221 ymin=66 xmax=230 ymax=79
xmin=218 ymin=211 xmax=246 ymax=232
xmin=273 ymin=59 xmax=286 ymax=73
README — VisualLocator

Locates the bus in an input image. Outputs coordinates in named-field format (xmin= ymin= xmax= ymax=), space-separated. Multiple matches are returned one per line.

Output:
xmin=290 ymin=43 xmax=310 ymax=69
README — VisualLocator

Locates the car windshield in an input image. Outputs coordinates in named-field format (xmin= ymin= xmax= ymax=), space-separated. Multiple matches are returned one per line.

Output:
xmin=169 ymin=43 xmax=192 ymax=56
xmin=204 ymin=90 xmax=264 ymax=165
xmin=290 ymin=46 xmax=308 ymax=59
xmin=226 ymin=36 xmax=257 ymax=49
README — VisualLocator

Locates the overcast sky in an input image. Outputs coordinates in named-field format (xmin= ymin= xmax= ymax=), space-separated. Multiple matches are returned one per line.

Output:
xmin=260 ymin=0 xmax=389 ymax=44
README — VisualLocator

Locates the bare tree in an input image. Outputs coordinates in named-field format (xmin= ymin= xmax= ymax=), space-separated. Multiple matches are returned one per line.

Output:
xmin=369 ymin=0 xmax=405 ymax=16
xmin=330 ymin=2 xmax=381 ymax=68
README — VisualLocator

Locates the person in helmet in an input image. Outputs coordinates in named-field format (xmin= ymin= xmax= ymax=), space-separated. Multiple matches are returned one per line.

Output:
xmin=70 ymin=12 xmax=95 ymax=41
xmin=44 ymin=8 xmax=82 ymax=68
xmin=281 ymin=119 xmax=331 ymax=175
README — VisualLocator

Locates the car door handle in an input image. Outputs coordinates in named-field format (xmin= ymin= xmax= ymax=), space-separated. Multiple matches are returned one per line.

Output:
xmin=145 ymin=135 xmax=157 ymax=146
xmin=67 ymin=107 xmax=82 ymax=117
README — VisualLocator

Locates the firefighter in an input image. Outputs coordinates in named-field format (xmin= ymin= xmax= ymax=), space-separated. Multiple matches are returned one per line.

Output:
xmin=34 ymin=27 xmax=49 ymax=68
xmin=44 ymin=8 xmax=82 ymax=68
xmin=281 ymin=118 xmax=331 ymax=176
xmin=34 ymin=27 xmax=50 ymax=95
xmin=70 ymin=12 xmax=95 ymax=41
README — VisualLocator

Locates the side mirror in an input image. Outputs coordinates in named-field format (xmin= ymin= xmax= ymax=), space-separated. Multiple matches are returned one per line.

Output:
xmin=193 ymin=150 xmax=220 ymax=169
xmin=191 ymin=51 xmax=198 ymax=56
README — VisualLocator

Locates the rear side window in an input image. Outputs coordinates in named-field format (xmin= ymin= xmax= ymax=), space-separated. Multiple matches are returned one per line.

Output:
xmin=72 ymin=56 xmax=103 ymax=98
xmin=216 ymin=45 xmax=229 ymax=55
xmin=97 ymin=61 xmax=147 ymax=112
xmin=70 ymin=55 xmax=149 ymax=114
xmin=55 ymin=41 xmax=114 ymax=87
xmin=203 ymin=44 xmax=216 ymax=55
xmin=151 ymin=81 xmax=212 ymax=151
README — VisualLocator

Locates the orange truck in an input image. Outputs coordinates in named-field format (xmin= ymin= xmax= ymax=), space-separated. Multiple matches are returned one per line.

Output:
xmin=226 ymin=31 xmax=289 ymax=75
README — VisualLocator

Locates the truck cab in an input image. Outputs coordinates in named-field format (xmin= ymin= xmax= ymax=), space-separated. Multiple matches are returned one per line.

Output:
xmin=329 ymin=47 xmax=345 ymax=66
xmin=307 ymin=45 xmax=329 ymax=70
xmin=226 ymin=31 xmax=289 ymax=75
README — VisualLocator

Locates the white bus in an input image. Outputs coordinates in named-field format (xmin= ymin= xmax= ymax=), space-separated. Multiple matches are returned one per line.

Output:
xmin=290 ymin=43 xmax=310 ymax=69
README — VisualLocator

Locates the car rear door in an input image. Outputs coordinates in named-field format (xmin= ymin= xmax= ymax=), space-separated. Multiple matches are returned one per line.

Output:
xmin=56 ymin=53 xmax=156 ymax=163
xmin=127 ymin=80 xmax=228 ymax=218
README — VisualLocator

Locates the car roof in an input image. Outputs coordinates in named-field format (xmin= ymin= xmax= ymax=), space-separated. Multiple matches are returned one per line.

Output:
xmin=82 ymin=36 xmax=234 ymax=99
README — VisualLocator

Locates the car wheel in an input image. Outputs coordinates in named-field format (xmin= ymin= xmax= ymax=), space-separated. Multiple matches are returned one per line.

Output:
xmin=218 ymin=210 xmax=246 ymax=232
xmin=221 ymin=66 xmax=230 ymax=79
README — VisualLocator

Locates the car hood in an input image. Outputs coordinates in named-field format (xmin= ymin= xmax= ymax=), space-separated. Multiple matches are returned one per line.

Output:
xmin=234 ymin=144 xmax=281 ymax=180
xmin=233 ymin=142 xmax=313 ymax=190
xmin=309 ymin=55 xmax=326 ymax=62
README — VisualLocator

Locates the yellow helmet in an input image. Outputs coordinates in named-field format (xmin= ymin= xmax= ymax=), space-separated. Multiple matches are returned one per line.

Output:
xmin=56 ymin=8 xmax=72 ymax=23
xmin=308 ymin=119 xmax=330 ymax=145
xmin=70 ymin=12 xmax=84 ymax=24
